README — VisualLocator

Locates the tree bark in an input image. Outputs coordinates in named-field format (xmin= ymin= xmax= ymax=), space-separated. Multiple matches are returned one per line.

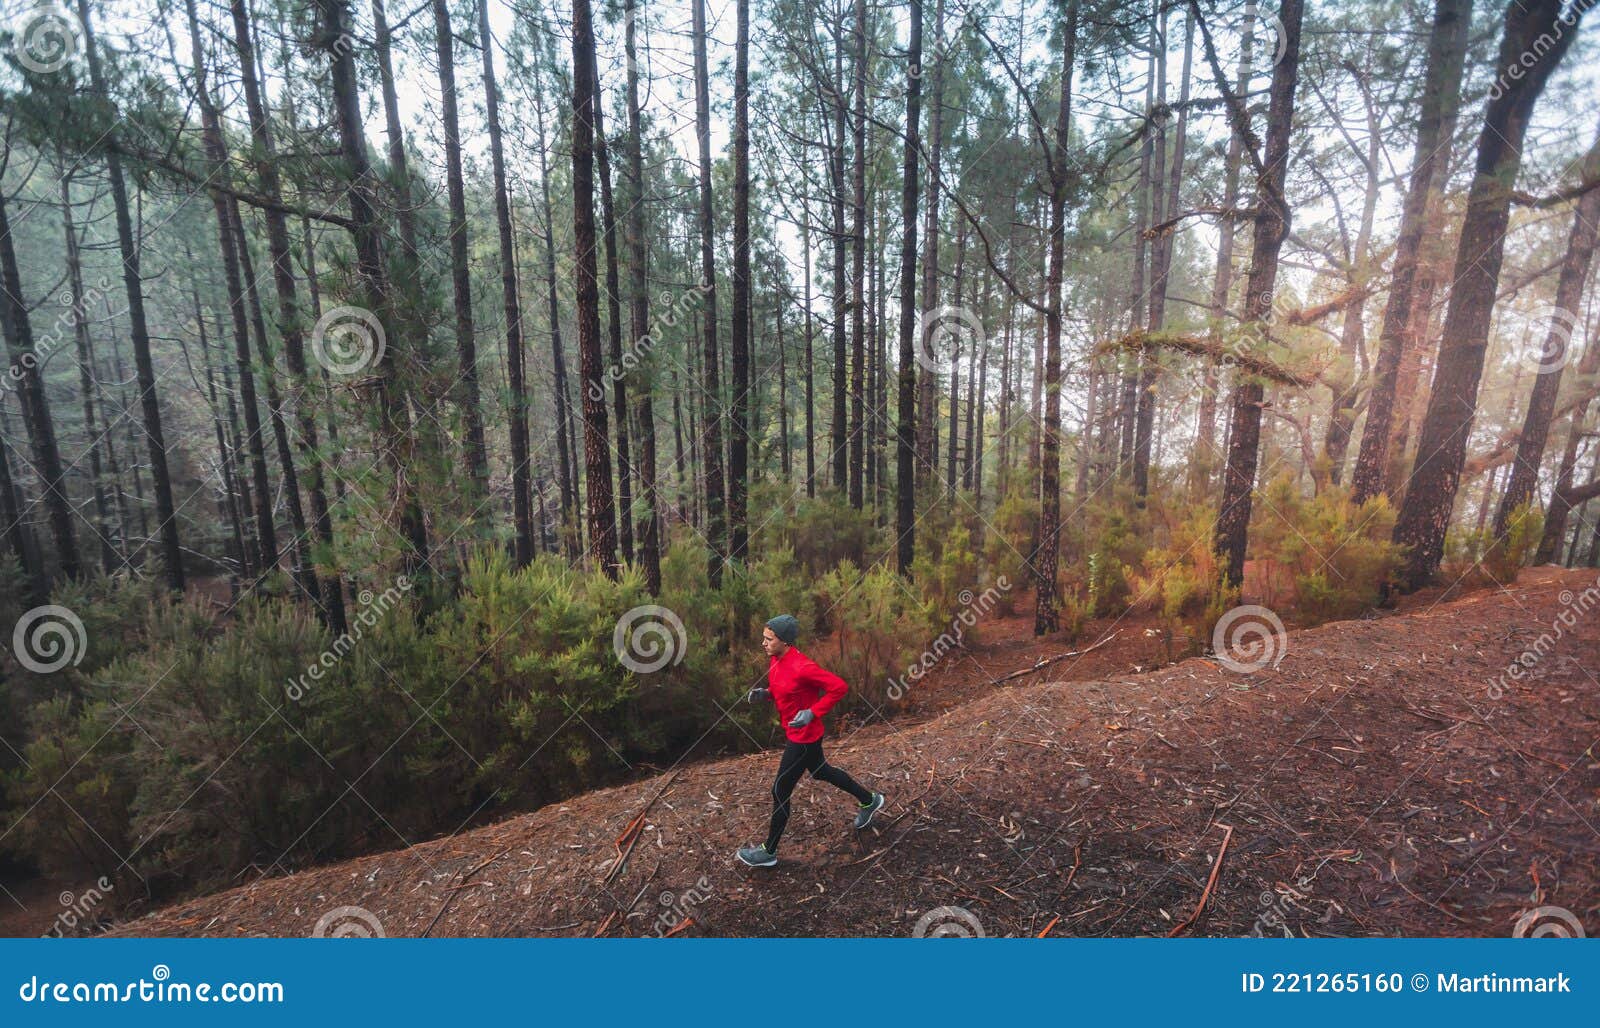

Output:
xmin=692 ymin=0 xmax=727 ymax=587
xmin=1495 ymin=126 xmax=1600 ymax=538
xmin=0 ymin=190 xmax=80 ymax=581
xmin=478 ymin=0 xmax=533 ymax=567
xmin=432 ymin=0 xmax=491 ymax=514
xmin=731 ymin=0 xmax=752 ymax=555
xmin=1350 ymin=0 xmax=1472 ymax=504
xmin=1214 ymin=0 xmax=1304 ymax=588
xmin=572 ymin=0 xmax=620 ymax=578
xmin=622 ymin=5 xmax=659 ymax=585
xmin=895 ymin=0 xmax=924 ymax=574
xmin=76 ymin=0 xmax=183 ymax=590
xmin=1393 ymin=0 xmax=1579 ymax=591
xmin=1036 ymin=0 xmax=1077 ymax=635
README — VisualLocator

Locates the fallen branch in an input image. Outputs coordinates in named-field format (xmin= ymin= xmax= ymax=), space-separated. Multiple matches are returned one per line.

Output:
xmin=995 ymin=632 xmax=1121 ymax=684
xmin=421 ymin=845 xmax=512 ymax=938
xmin=604 ymin=770 xmax=682 ymax=886
xmin=1166 ymin=824 xmax=1235 ymax=938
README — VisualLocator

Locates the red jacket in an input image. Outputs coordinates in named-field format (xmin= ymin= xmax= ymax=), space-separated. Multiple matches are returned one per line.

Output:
xmin=768 ymin=646 xmax=848 ymax=743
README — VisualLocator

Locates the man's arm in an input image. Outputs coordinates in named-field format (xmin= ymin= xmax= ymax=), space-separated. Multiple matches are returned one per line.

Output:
xmin=799 ymin=656 xmax=849 ymax=717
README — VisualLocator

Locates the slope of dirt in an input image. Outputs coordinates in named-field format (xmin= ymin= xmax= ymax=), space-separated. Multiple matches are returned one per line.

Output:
xmin=110 ymin=567 xmax=1600 ymax=938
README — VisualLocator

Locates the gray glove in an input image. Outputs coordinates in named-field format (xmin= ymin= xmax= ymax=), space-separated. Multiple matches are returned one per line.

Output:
xmin=745 ymin=687 xmax=771 ymax=704
xmin=788 ymin=708 xmax=815 ymax=728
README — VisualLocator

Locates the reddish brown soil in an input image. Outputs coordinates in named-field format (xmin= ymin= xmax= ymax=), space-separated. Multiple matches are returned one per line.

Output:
xmin=63 ymin=567 xmax=1600 ymax=937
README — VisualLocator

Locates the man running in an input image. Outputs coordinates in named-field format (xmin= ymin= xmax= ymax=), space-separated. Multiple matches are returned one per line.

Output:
xmin=736 ymin=614 xmax=885 ymax=868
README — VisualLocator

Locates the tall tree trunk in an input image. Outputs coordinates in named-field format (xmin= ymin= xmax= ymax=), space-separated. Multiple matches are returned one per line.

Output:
xmin=478 ymin=0 xmax=533 ymax=568
xmin=731 ymin=0 xmax=753 ymax=555
xmin=692 ymin=0 xmax=727 ymax=587
xmin=848 ymin=0 xmax=869 ymax=510
xmin=895 ymin=0 xmax=924 ymax=574
xmin=1323 ymin=77 xmax=1383 ymax=488
xmin=1214 ymin=0 xmax=1304 ymax=588
xmin=76 ymin=0 xmax=183 ymax=590
xmin=0 ymin=191 xmax=80 ymax=581
xmin=1537 ymin=306 xmax=1600 ymax=563
xmin=572 ymin=0 xmax=620 ymax=578
xmin=1393 ymin=0 xmax=1579 ymax=591
xmin=1196 ymin=9 xmax=1255 ymax=489
xmin=803 ymin=198 xmax=817 ymax=497
xmin=1132 ymin=0 xmax=1167 ymax=500
xmin=1035 ymin=1 xmax=1077 ymax=635
xmin=58 ymin=175 xmax=115 ymax=573
xmin=316 ymin=0 xmax=430 ymax=573
xmin=624 ymin=0 xmax=660 ymax=593
xmin=830 ymin=8 xmax=849 ymax=494
xmin=230 ymin=0 xmax=345 ymax=631
xmin=184 ymin=0 xmax=278 ymax=579
xmin=594 ymin=91 xmax=635 ymax=567
xmin=1350 ymin=0 xmax=1472 ymax=504
xmin=432 ymin=0 xmax=491 ymax=515
xmin=187 ymin=271 xmax=247 ymax=588
xmin=534 ymin=71 xmax=578 ymax=560
xmin=915 ymin=0 xmax=948 ymax=489
xmin=1495 ymin=128 xmax=1600 ymax=537
xmin=231 ymin=197 xmax=320 ymax=604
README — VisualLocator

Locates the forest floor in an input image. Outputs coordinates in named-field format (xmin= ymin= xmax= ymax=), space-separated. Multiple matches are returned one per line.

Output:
xmin=22 ymin=566 xmax=1600 ymax=938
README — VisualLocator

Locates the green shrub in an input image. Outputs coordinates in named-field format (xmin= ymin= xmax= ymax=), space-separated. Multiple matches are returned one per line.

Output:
xmin=1243 ymin=475 xmax=1401 ymax=619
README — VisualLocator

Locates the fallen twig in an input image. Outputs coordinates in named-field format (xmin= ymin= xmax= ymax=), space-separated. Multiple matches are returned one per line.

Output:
xmin=995 ymin=633 xmax=1121 ymax=684
xmin=1166 ymin=824 xmax=1234 ymax=938
xmin=421 ymin=845 xmax=512 ymax=938
xmin=605 ymin=771 xmax=682 ymax=886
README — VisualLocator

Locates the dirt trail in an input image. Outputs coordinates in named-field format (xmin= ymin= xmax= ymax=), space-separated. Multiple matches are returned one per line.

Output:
xmin=109 ymin=567 xmax=1600 ymax=938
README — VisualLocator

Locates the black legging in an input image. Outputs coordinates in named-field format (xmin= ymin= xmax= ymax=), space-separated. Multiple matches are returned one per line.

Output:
xmin=764 ymin=739 xmax=873 ymax=853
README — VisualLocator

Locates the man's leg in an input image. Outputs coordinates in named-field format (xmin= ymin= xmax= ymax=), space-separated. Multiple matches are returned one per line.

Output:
xmin=763 ymin=742 xmax=811 ymax=854
xmin=808 ymin=741 xmax=873 ymax=804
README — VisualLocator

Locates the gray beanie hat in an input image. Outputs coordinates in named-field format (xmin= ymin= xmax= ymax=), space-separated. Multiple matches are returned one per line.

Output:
xmin=765 ymin=614 xmax=800 ymax=645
